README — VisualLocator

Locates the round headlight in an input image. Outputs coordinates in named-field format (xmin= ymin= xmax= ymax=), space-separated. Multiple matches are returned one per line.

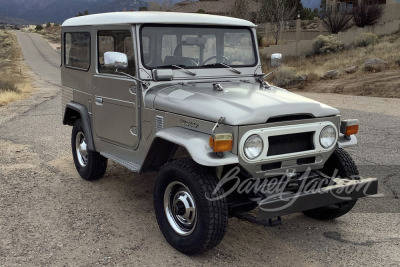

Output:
xmin=320 ymin=126 xmax=337 ymax=148
xmin=244 ymin=135 xmax=264 ymax=160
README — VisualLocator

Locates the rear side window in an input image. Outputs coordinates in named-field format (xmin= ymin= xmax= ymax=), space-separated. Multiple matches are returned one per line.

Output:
xmin=98 ymin=30 xmax=135 ymax=76
xmin=64 ymin=32 xmax=90 ymax=70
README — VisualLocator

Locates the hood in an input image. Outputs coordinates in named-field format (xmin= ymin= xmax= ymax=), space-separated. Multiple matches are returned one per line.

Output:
xmin=146 ymin=82 xmax=339 ymax=125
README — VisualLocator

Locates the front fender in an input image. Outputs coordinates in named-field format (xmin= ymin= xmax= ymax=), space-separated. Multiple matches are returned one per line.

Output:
xmin=155 ymin=127 xmax=239 ymax=167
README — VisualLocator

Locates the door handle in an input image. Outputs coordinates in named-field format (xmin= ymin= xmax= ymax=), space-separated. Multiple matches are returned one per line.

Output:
xmin=95 ymin=97 xmax=103 ymax=105
xmin=129 ymin=86 xmax=136 ymax=95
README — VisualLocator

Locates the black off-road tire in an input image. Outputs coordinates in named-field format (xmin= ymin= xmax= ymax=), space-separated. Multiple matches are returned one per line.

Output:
xmin=154 ymin=159 xmax=228 ymax=255
xmin=71 ymin=119 xmax=108 ymax=180
xmin=303 ymin=148 xmax=359 ymax=220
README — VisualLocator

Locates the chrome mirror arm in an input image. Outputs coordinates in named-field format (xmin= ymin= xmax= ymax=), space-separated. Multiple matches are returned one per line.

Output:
xmin=115 ymin=68 xmax=150 ymax=89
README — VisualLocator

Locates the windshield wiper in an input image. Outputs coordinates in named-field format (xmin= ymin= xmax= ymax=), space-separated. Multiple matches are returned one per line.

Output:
xmin=161 ymin=64 xmax=196 ymax=76
xmin=204 ymin=63 xmax=241 ymax=74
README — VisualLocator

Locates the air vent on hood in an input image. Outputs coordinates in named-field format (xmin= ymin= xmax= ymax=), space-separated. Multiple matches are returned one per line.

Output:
xmin=267 ymin=114 xmax=314 ymax=123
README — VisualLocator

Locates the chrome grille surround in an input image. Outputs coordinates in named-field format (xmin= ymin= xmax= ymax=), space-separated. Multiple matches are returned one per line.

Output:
xmin=239 ymin=121 xmax=338 ymax=164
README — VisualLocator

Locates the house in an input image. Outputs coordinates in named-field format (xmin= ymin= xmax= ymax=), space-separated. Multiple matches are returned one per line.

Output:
xmin=326 ymin=0 xmax=391 ymax=11
xmin=170 ymin=0 xmax=261 ymax=20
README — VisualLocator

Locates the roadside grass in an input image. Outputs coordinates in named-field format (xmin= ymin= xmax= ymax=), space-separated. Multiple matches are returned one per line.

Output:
xmin=262 ymin=31 xmax=400 ymax=86
xmin=38 ymin=25 xmax=61 ymax=44
xmin=0 ymin=30 xmax=33 ymax=106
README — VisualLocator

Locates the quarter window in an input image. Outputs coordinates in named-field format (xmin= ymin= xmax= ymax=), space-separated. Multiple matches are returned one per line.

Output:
xmin=64 ymin=32 xmax=90 ymax=70
xmin=98 ymin=30 xmax=135 ymax=76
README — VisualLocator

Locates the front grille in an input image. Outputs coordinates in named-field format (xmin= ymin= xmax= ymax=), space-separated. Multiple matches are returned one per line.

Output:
xmin=267 ymin=132 xmax=315 ymax=156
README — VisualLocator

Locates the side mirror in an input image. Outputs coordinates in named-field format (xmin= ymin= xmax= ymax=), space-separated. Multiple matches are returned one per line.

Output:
xmin=104 ymin=51 xmax=128 ymax=69
xmin=270 ymin=53 xmax=283 ymax=68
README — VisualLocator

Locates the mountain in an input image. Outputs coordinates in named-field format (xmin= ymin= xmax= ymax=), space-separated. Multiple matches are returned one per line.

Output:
xmin=0 ymin=0 xmax=148 ymax=24
xmin=301 ymin=0 xmax=321 ymax=10
xmin=0 ymin=15 xmax=31 ymax=25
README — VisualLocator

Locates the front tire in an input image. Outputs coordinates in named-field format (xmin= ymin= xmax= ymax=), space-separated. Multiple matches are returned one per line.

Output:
xmin=154 ymin=159 xmax=228 ymax=254
xmin=303 ymin=148 xmax=359 ymax=220
xmin=71 ymin=119 xmax=108 ymax=180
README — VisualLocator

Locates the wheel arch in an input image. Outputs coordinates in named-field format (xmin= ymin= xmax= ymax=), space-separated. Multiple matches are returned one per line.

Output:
xmin=63 ymin=102 xmax=95 ymax=151
xmin=140 ymin=127 xmax=239 ymax=173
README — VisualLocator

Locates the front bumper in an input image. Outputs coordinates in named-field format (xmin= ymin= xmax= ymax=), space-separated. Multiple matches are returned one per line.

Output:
xmin=238 ymin=177 xmax=378 ymax=223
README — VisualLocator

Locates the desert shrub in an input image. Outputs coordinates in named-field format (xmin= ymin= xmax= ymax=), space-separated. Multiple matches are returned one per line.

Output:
xmin=322 ymin=6 xmax=353 ymax=34
xmin=271 ymin=67 xmax=298 ymax=87
xmin=0 ymin=80 xmax=20 ymax=93
xmin=312 ymin=35 xmax=345 ymax=55
xmin=352 ymin=2 xmax=384 ymax=28
xmin=257 ymin=33 xmax=263 ymax=47
xmin=35 ymin=25 xmax=43 ymax=31
xmin=354 ymin=32 xmax=378 ymax=47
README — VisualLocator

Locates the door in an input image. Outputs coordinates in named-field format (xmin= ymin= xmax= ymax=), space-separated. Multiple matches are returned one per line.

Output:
xmin=93 ymin=29 xmax=139 ymax=150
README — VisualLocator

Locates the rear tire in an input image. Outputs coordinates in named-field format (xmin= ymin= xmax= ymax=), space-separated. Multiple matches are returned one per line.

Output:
xmin=303 ymin=148 xmax=359 ymax=220
xmin=154 ymin=159 xmax=228 ymax=254
xmin=71 ymin=119 xmax=107 ymax=180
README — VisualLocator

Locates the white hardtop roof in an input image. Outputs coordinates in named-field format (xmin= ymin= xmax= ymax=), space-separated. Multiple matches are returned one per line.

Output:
xmin=62 ymin=12 xmax=255 ymax=27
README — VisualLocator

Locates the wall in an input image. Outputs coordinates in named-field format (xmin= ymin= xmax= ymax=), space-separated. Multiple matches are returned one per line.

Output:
xmin=259 ymin=19 xmax=400 ymax=57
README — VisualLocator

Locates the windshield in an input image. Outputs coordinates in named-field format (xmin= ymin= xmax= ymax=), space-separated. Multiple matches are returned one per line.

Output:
xmin=140 ymin=25 xmax=257 ymax=69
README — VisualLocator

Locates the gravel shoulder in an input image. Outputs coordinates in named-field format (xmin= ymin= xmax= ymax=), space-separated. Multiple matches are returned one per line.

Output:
xmin=0 ymin=32 xmax=399 ymax=266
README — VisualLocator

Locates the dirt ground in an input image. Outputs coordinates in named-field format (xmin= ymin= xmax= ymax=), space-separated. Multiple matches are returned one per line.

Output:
xmin=297 ymin=69 xmax=400 ymax=98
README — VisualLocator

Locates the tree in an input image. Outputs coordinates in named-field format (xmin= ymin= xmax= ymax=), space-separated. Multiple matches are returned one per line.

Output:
xmin=197 ymin=9 xmax=206 ymax=14
xmin=35 ymin=25 xmax=43 ymax=31
xmin=352 ymin=1 xmax=384 ymax=27
xmin=230 ymin=0 xmax=249 ymax=20
xmin=259 ymin=0 xmax=297 ymax=44
xmin=77 ymin=12 xmax=83 ymax=17
xmin=83 ymin=10 xmax=89 ymax=16
xmin=300 ymin=8 xmax=319 ymax=20
xmin=322 ymin=6 xmax=353 ymax=34
xmin=139 ymin=6 xmax=148 ymax=11
xmin=46 ymin=22 xmax=51 ymax=28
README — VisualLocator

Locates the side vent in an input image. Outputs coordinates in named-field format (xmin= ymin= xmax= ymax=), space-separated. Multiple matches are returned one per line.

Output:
xmin=155 ymin=115 xmax=164 ymax=132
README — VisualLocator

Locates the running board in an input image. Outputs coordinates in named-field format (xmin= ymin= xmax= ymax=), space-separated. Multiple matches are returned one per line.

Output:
xmin=100 ymin=152 xmax=141 ymax=172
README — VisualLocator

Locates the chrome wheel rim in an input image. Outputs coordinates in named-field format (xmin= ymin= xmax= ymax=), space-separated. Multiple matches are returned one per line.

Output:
xmin=164 ymin=181 xmax=197 ymax=236
xmin=75 ymin=132 xmax=88 ymax=167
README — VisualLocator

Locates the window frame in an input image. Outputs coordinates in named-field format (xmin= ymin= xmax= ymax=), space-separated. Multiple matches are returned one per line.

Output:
xmin=139 ymin=24 xmax=259 ymax=70
xmin=96 ymin=29 xmax=136 ymax=77
xmin=64 ymin=31 xmax=91 ymax=72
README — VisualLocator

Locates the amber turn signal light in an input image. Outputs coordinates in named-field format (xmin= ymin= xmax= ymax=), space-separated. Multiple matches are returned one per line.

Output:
xmin=209 ymin=133 xmax=233 ymax=152
xmin=340 ymin=119 xmax=359 ymax=136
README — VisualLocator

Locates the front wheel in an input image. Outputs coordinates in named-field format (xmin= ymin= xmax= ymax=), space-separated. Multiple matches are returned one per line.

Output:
xmin=303 ymin=148 xmax=359 ymax=220
xmin=154 ymin=159 xmax=228 ymax=254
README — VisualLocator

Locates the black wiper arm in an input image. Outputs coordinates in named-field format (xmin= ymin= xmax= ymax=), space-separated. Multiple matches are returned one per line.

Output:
xmin=205 ymin=63 xmax=241 ymax=74
xmin=170 ymin=65 xmax=196 ymax=76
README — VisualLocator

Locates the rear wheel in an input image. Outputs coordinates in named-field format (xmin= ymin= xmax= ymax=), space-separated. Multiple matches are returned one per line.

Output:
xmin=154 ymin=159 xmax=228 ymax=254
xmin=303 ymin=148 xmax=359 ymax=220
xmin=71 ymin=119 xmax=107 ymax=180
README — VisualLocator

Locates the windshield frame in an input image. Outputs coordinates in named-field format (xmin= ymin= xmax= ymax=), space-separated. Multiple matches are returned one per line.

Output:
xmin=139 ymin=24 xmax=258 ymax=71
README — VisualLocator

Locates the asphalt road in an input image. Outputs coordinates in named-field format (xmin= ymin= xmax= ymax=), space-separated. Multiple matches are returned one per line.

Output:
xmin=0 ymin=31 xmax=399 ymax=266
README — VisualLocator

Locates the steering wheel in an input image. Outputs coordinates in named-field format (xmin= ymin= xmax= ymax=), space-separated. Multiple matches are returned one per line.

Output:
xmin=202 ymin=56 xmax=231 ymax=65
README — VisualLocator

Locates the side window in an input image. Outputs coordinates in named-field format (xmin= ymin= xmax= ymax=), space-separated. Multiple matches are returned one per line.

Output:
xmin=64 ymin=32 xmax=90 ymax=70
xmin=98 ymin=30 xmax=135 ymax=76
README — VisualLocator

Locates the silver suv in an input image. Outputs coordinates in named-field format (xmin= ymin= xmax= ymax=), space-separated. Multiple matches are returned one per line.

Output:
xmin=61 ymin=12 xmax=377 ymax=254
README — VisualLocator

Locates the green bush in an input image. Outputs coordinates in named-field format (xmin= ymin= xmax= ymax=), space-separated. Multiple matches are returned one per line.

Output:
xmin=35 ymin=25 xmax=43 ymax=31
xmin=312 ymin=35 xmax=344 ymax=55
xmin=354 ymin=32 xmax=378 ymax=47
